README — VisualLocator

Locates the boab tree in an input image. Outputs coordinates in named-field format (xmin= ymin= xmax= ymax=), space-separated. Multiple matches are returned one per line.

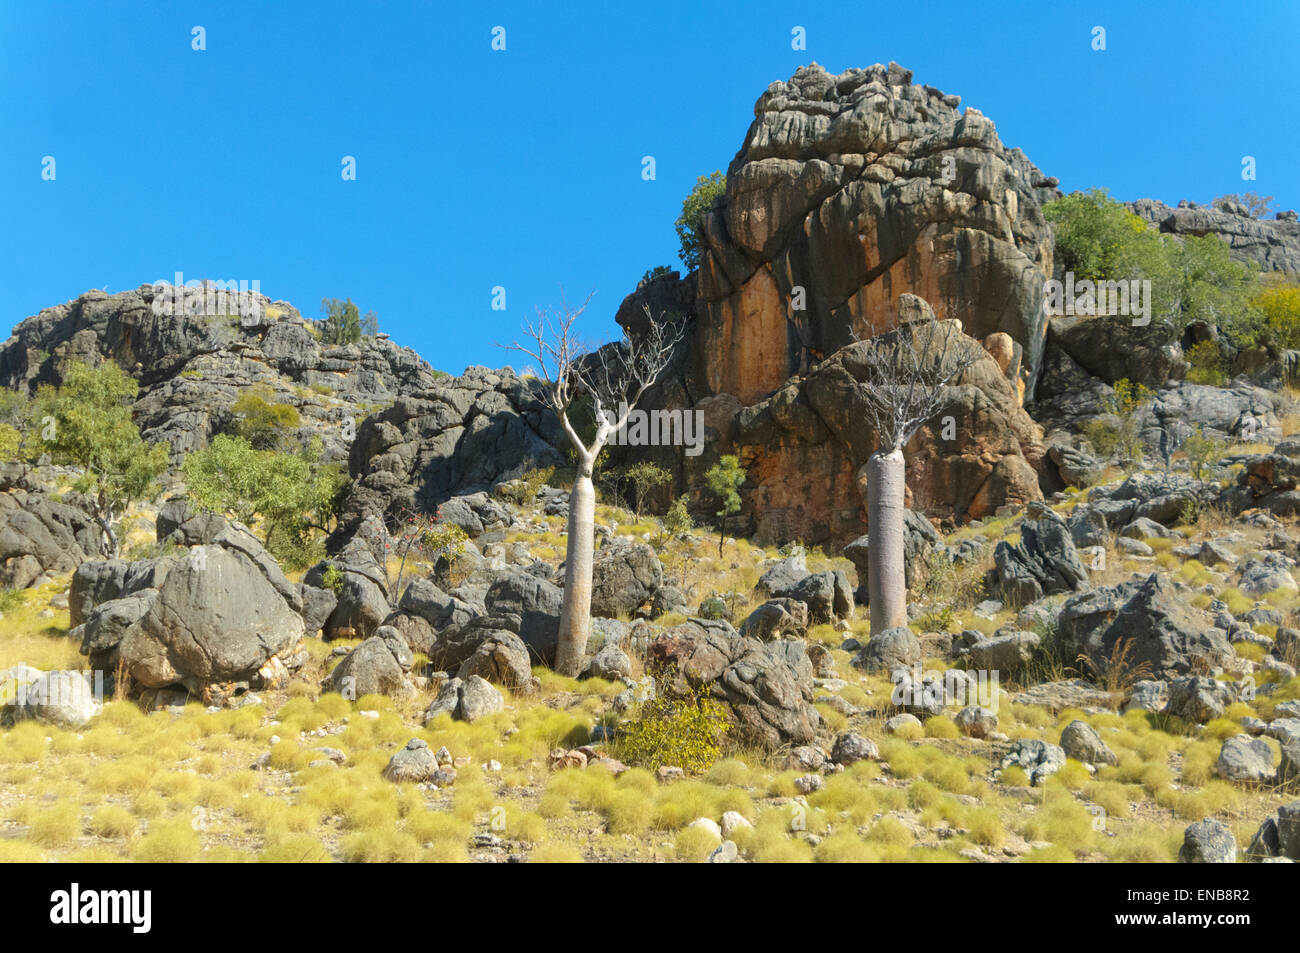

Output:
xmin=505 ymin=294 xmax=684 ymax=676
xmin=855 ymin=294 xmax=978 ymax=634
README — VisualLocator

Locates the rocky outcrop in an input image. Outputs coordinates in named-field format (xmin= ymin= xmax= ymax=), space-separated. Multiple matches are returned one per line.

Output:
xmin=1057 ymin=573 xmax=1235 ymax=680
xmin=583 ymin=540 xmax=664 ymax=619
xmin=1127 ymin=198 xmax=1300 ymax=275
xmin=303 ymin=536 xmax=391 ymax=640
xmin=334 ymin=366 xmax=565 ymax=547
xmin=0 ymin=285 xmax=437 ymax=464
xmin=693 ymin=299 xmax=1044 ymax=547
xmin=70 ymin=508 xmax=306 ymax=702
xmin=992 ymin=503 xmax=1089 ymax=605
xmin=0 ymin=464 xmax=101 ymax=587
xmin=1233 ymin=438 xmax=1300 ymax=517
xmin=646 ymin=618 xmax=822 ymax=748
xmin=692 ymin=62 xmax=1057 ymax=406
xmin=321 ymin=626 xmax=416 ymax=699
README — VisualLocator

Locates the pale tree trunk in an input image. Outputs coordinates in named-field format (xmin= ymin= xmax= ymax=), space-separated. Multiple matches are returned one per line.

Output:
xmin=554 ymin=432 xmax=604 ymax=676
xmin=867 ymin=446 xmax=907 ymax=634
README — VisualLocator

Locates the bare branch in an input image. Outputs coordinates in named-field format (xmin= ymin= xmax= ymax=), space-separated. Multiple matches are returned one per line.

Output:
xmin=500 ymin=296 xmax=685 ymax=460
xmin=849 ymin=295 xmax=981 ymax=452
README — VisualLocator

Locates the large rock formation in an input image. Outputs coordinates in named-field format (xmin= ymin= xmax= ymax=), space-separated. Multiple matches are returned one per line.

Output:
xmin=646 ymin=618 xmax=822 ymax=749
xmin=1057 ymin=573 xmax=1236 ymax=680
xmin=692 ymin=61 xmax=1058 ymax=405
xmin=674 ymin=296 xmax=1044 ymax=545
xmin=70 ymin=506 xmax=307 ymax=702
xmin=604 ymin=65 xmax=1056 ymax=547
xmin=0 ymin=284 xmax=437 ymax=463
xmin=334 ymin=366 xmax=565 ymax=545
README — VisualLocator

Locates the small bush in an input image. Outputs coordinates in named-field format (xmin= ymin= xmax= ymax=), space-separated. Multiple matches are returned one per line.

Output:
xmin=614 ymin=683 xmax=730 ymax=773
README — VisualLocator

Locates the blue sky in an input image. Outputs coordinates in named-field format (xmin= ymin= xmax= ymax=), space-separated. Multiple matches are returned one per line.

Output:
xmin=2 ymin=0 xmax=1296 ymax=374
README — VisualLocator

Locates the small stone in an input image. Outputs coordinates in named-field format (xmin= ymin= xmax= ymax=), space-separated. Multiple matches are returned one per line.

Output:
xmin=885 ymin=713 xmax=922 ymax=734
xmin=793 ymin=774 xmax=824 ymax=795
xmin=831 ymin=731 xmax=879 ymax=765
xmin=1216 ymin=735 xmax=1276 ymax=784
xmin=1059 ymin=719 xmax=1118 ymax=766
xmin=954 ymin=706 xmax=999 ymax=739
xmin=1178 ymin=819 xmax=1238 ymax=863
xmin=720 ymin=811 xmax=753 ymax=839
xmin=687 ymin=817 xmax=722 ymax=840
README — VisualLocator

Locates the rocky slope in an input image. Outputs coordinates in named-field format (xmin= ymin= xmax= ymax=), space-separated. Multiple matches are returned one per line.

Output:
xmin=1127 ymin=198 xmax=1300 ymax=275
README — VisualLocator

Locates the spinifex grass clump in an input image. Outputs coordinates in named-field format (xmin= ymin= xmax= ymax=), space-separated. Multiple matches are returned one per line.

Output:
xmin=614 ymin=683 xmax=730 ymax=773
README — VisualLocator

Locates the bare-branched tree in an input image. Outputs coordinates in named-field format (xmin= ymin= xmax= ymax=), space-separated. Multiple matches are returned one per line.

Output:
xmin=852 ymin=293 xmax=979 ymax=634
xmin=504 ymin=293 xmax=685 ymax=675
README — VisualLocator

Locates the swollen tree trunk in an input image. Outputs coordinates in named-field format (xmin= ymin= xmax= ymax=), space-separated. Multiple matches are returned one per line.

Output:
xmin=867 ymin=446 xmax=907 ymax=634
xmin=554 ymin=455 xmax=597 ymax=677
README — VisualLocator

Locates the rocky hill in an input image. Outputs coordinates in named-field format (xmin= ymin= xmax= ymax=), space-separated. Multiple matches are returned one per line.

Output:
xmin=2 ymin=60 xmax=1300 ymax=867
xmin=0 ymin=283 xmax=437 ymax=464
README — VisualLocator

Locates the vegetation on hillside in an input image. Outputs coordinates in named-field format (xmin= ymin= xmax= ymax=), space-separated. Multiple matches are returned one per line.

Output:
xmin=1044 ymin=188 xmax=1282 ymax=345
xmin=32 ymin=362 xmax=169 ymax=556
xmin=675 ymin=171 xmax=726 ymax=272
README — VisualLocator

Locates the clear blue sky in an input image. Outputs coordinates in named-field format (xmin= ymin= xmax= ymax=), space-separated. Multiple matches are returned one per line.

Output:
xmin=2 ymin=0 xmax=1296 ymax=374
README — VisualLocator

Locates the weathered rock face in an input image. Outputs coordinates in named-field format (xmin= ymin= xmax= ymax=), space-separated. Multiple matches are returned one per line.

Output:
xmin=696 ymin=307 xmax=1044 ymax=546
xmin=0 ymin=464 xmax=101 ymax=586
xmin=1233 ymin=439 xmax=1300 ymax=517
xmin=1127 ymin=198 xmax=1300 ymax=274
xmin=693 ymin=62 xmax=1058 ymax=405
xmin=334 ymin=366 xmax=565 ymax=547
xmin=583 ymin=541 xmax=664 ymax=619
xmin=992 ymin=503 xmax=1089 ymax=605
xmin=321 ymin=626 xmax=416 ymax=699
xmin=1041 ymin=314 xmax=1187 ymax=394
xmin=1057 ymin=573 xmax=1235 ymax=680
xmin=0 ymin=285 xmax=437 ymax=464
xmin=71 ymin=509 xmax=306 ymax=700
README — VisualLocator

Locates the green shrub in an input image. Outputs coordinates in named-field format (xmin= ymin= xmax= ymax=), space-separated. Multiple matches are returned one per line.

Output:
xmin=1083 ymin=379 xmax=1152 ymax=471
xmin=622 ymin=461 xmax=671 ymax=518
xmin=499 ymin=466 xmax=555 ymax=506
xmin=34 ymin=361 xmax=169 ymax=557
xmin=1256 ymin=280 xmax=1300 ymax=349
xmin=615 ymin=683 xmax=730 ymax=773
xmin=675 ymin=171 xmax=726 ymax=272
xmin=1185 ymin=340 xmax=1228 ymax=386
xmin=1044 ymin=189 xmax=1262 ymax=341
xmin=231 ymin=385 xmax=300 ymax=450
xmin=0 ymin=588 xmax=25 ymax=614
xmin=320 ymin=297 xmax=378 ymax=345
xmin=321 ymin=564 xmax=345 ymax=594
xmin=1181 ymin=424 xmax=1227 ymax=481
xmin=640 ymin=265 xmax=675 ymax=286
xmin=661 ymin=495 xmax=693 ymax=539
